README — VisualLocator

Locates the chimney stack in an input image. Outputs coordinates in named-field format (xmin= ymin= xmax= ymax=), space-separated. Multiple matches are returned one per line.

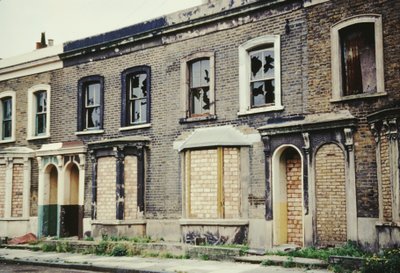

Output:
xmin=36 ymin=32 xmax=48 ymax=49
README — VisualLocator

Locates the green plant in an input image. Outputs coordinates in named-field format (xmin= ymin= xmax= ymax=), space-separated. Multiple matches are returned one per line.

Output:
xmin=261 ymin=259 xmax=274 ymax=266
xmin=362 ymin=248 xmax=400 ymax=273
xmin=41 ymin=243 xmax=56 ymax=252
xmin=95 ymin=240 xmax=110 ymax=255
xmin=84 ymin=236 xmax=94 ymax=241
xmin=110 ymin=243 xmax=128 ymax=256
xmin=283 ymin=256 xmax=295 ymax=268
xmin=200 ymin=254 xmax=209 ymax=260
xmin=56 ymin=241 xmax=72 ymax=253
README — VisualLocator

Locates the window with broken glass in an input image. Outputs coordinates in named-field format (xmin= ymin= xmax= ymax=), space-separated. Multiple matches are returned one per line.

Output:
xmin=121 ymin=66 xmax=150 ymax=127
xmin=189 ymin=58 xmax=210 ymax=116
xmin=35 ymin=91 xmax=47 ymax=135
xmin=78 ymin=76 xmax=104 ymax=132
xmin=340 ymin=23 xmax=376 ymax=96
xmin=1 ymin=97 xmax=12 ymax=140
xmin=249 ymin=47 xmax=275 ymax=108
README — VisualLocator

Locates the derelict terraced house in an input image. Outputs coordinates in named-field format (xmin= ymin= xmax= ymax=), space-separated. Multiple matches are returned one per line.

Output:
xmin=0 ymin=0 xmax=399 ymax=250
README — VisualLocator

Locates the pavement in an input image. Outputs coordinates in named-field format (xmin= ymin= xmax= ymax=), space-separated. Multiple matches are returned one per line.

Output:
xmin=0 ymin=248 xmax=331 ymax=273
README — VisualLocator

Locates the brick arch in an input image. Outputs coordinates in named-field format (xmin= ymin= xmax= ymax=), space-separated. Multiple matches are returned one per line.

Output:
xmin=315 ymin=143 xmax=347 ymax=245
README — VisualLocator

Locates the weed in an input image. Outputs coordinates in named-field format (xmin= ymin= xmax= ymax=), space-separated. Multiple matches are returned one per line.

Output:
xmin=95 ymin=240 xmax=110 ymax=255
xmin=41 ymin=243 xmax=56 ymax=252
xmin=362 ymin=248 xmax=400 ymax=273
xmin=56 ymin=241 xmax=72 ymax=253
xmin=110 ymin=243 xmax=128 ymax=256
xmin=261 ymin=259 xmax=274 ymax=266
xmin=283 ymin=256 xmax=295 ymax=268
xmin=200 ymin=254 xmax=209 ymax=260
xmin=84 ymin=236 xmax=94 ymax=241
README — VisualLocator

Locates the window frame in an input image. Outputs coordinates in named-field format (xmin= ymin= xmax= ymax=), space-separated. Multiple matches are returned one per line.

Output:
xmin=331 ymin=14 xmax=385 ymax=101
xmin=180 ymin=52 xmax=215 ymax=122
xmin=0 ymin=91 xmax=16 ymax=143
xmin=77 ymin=75 xmax=104 ymax=134
xmin=27 ymin=84 xmax=50 ymax=140
xmin=238 ymin=35 xmax=282 ymax=116
xmin=120 ymin=66 xmax=151 ymax=130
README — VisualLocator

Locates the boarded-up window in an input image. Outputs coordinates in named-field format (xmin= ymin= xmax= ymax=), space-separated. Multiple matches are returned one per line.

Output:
xmin=340 ymin=23 xmax=376 ymax=96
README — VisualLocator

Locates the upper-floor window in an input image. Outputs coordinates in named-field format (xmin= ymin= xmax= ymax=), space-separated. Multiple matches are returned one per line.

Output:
xmin=121 ymin=66 xmax=151 ymax=128
xmin=0 ymin=91 xmax=16 ymax=143
xmin=27 ymin=84 xmax=50 ymax=140
xmin=180 ymin=52 xmax=215 ymax=122
xmin=238 ymin=35 xmax=282 ymax=115
xmin=331 ymin=15 xmax=385 ymax=101
xmin=77 ymin=76 xmax=104 ymax=133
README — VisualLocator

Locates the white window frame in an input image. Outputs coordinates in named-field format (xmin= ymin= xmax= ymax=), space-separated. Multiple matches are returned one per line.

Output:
xmin=180 ymin=51 xmax=215 ymax=121
xmin=331 ymin=14 xmax=385 ymax=101
xmin=0 ymin=90 xmax=16 ymax=143
xmin=238 ymin=35 xmax=282 ymax=116
xmin=27 ymin=84 xmax=51 ymax=140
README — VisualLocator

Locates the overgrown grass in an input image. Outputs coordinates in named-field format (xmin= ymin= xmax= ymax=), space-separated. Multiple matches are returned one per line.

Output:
xmin=361 ymin=248 xmax=400 ymax=273
xmin=266 ymin=241 xmax=367 ymax=261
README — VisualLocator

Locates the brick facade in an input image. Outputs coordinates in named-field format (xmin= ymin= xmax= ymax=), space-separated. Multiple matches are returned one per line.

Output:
xmin=97 ymin=157 xmax=116 ymax=220
xmin=286 ymin=153 xmax=303 ymax=247
xmin=223 ymin=148 xmax=240 ymax=219
xmin=380 ymin=135 xmax=391 ymax=221
xmin=0 ymin=165 xmax=5 ymax=218
xmin=315 ymin=144 xmax=347 ymax=245
xmin=124 ymin=155 xmax=138 ymax=220
xmin=11 ymin=164 xmax=24 ymax=217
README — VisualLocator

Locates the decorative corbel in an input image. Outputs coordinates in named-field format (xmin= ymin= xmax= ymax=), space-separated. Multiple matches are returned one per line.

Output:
xmin=78 ymin=154 xmax=86 ymax=169
xmin=56 ymin=155 xmax=63 ymax=169
xmin=262 ymin=136 xmax=271 ymax=158
xmin=37 ymin=156 xmax=42 ymax=171
xmin=382 ymin=120 xmax=389 ymax=139
xmin=370 ymin=122 xmax=380 ymax=143
xmin=388 ymin=118 xmax=398 ymax=141
xmin=344 ymin=128 xmax=354 ymax=152
xmin=5 ymin=157 xmax=13 ymax=169
xmin=302 ymin=132 xmax=310 ymax=155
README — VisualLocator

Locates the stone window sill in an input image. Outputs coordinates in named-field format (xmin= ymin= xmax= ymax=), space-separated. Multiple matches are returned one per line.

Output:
xmin=75 ymin=129 xmax=104 ymax=136
xmin=375 ymin=221 xmax=400 ymax=227
xmin=330 ymin=92 xmax=387 ymax=103
xmin=91 ymin=220 xmax=146 ymax=225
xmin=119 ymin=123 xmax=151 ymax=131
xmin=238 ymin=105 xmax=284 ymax=116
xmin=27 ymin=134 xmax=50 ymax=141
xmin=179 ymin=115 xmax=217 ymax=124
xmin=0 ymin=138 xmax=15 ymax=144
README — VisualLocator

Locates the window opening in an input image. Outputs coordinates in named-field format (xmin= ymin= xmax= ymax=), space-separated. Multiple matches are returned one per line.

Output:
xmin=340 ymin=23 xmax=376 ymax=96
xmin=249 ymin=46 xmax=275 ymax=107
xmin=85 ymin=82 xmax=101 ymax=129
xmin=129 ymin=72 xmax=147 ymax=124
xmin=35 ymin=91 xmax=47 ymax=135
xmin=189 ymin=59 xmax=210 ymax=116
xmin=2 ymin=97 xmax=12 ymax=139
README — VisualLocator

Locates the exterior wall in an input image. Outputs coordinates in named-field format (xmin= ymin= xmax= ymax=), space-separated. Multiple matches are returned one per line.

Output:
xmin=189 ymin=149 xmax=218 ymax=219
xmin=0 ymin=164 xmax=5 ymax=218
xmin=96 ymin=157 xmax=116 ymax=220
xmin=124 ymin=155 xmax=138 ymax=220
xmin=223 ymin=148 xmax=240 ymax=219
xmin=315 ymin=144 xmax=347 ymax=245
xmin=286 ymin=153 xmax=302 ymax=246
xmin=379 ymin=136 xmax=391 ymax=221
xmin=11 ymin=164 xmax=24 ymax=217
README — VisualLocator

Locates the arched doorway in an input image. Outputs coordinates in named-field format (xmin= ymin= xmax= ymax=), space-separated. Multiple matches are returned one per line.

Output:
xmin=60 ymin=163 xmax=81 ymax=237
xmin=272 ymin=146 xmax=304 ymax=246
xmin=43 ymin=164 xmax=58 ymax=236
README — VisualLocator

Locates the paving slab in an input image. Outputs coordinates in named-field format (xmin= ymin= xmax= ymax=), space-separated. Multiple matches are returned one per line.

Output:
xmin=0 ymin=248 xmax=331 ymax=273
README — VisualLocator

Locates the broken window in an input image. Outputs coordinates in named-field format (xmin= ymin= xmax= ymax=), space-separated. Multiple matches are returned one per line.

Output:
xmin=189 ymin=59 xmax=210 ymax=116
xmin=78 ymin=76 xmax=104 ymax=132
xmin=121 ymin=66 xmax=151 ymax=127
xmin=1 ymin=97 xmax=12 ymax=139
xmin=85 ymin=83 xmax=101 ymax=129
xmin=35 ymin=91 xmax=47 ymax=135
xmin=249 ymin=47 xmax=275 ymax=107
xmin=340 ymin=23 xmax=376 ymax=96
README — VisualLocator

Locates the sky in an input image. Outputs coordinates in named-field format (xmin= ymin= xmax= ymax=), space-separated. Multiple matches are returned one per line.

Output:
xmin=0 ymin=0 xmax=202 ymax=59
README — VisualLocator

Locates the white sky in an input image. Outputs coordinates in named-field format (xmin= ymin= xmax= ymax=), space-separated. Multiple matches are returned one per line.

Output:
xmin=0 ymin=0 xmax=202 ymax=59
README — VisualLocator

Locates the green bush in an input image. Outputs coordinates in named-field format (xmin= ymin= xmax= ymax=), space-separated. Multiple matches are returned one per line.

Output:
xmin=41 ymin=243 xmax=56 ymax=252
xmin=56 ymin=241 xmax=72 ymax=253
xmin=95 ymin=240 xmax=110 ymax=255
xmin=362 ymin=248 xmax=400 ymax=273
xmin=110 ymin=243 xmax=128 ymax=256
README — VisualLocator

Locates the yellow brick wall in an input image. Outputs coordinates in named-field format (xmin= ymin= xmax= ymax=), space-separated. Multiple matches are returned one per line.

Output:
xmin=97 ymin=157 xmax=116 ymax=220
xmin=315 ymin=144 xmax=347 ymax=245
xmin=189 ymin=149 xmax=218 ymax=219
xmin=124 ymin=156 xmax=138 ymax=220
xmin=223 ymin=148 xmax=241 ymax=219
xmin=380 ymin=136 xmax=392 ymax=221
xmin=286 ymin=154 xmax=303 ymax=246
xmin=12 ymin=164 xmax=24 ymax=217
xmin=0 ymin=164 xmax=5 ymax=218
